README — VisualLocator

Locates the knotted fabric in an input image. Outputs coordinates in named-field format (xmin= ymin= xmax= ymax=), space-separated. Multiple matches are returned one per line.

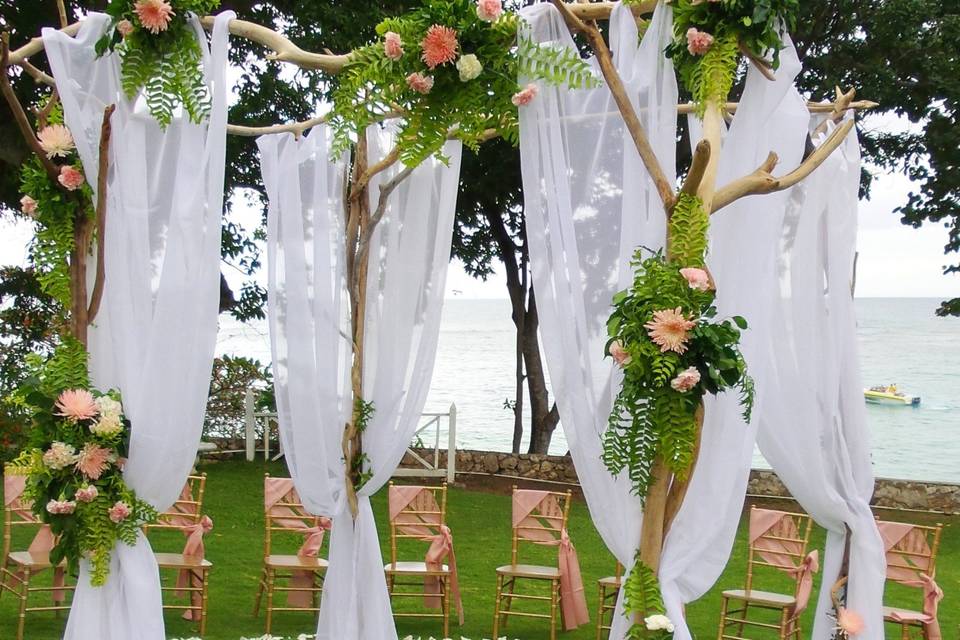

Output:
xmin=877 ymin=521 xmax=943 ymax=639
xmin=173 ymin=514 xmax=213 ymax=620
xmin=387 ymin=486 xmax=463 ymax=624
xmin=512 ymin=490 xmax=589 ymax=629
xmin=265 ymin=477 xmax=332 ymax=607
xmin=3 ymin=473 xmax=66 ymax=602
xmin=748 ymin=509 xmax=819 ymax=619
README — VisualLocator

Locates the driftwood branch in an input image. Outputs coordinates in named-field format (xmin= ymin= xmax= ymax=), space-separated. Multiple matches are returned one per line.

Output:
xmin=679 ymin=139 xmax=711 ymax=200
xmin=711 ymin=119 xmax=855 ymax=213
xmin=87 ymin=104 xmax=115 ymax=324
xmin=35 ymin=88 xmax=59 ymax=130
xmin=739 ymin=41 xmax=776 ymax=82
xmin=812 ymin=86 xmax=856 ymax=136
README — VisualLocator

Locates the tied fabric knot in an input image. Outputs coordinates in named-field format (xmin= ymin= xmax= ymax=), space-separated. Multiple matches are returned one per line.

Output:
xmin=288 ymin=516 xmax=332 ymax=608
xmin=788 ymin=549 xmax=819 ymax=619
xmin=176 ymin=514 xmax=214 ymax=620
xmin=889 ymin=573 xmax=943 ymax=640
xmin=424 ymin=524 xmax=464 ymax=624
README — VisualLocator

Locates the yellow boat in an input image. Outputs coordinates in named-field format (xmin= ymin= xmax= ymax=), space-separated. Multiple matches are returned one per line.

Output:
xmin=864 ymin=384 xmax=920 ymax=406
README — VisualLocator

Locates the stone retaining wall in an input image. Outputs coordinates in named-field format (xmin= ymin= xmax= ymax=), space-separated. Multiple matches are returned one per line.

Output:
xmin=399 ymin=447 xmax=960 ymax=514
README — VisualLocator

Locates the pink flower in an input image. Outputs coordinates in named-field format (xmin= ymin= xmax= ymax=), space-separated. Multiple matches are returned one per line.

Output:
xmin=837 ymin=607 xmax=865 ymax=637
xmin=20 ymin=195 xmax=38 ymax=216
xmin=644 ymin=307 xmax=696 ymax=354
xmin=43 ymin=442 xmax=77 ymax=470
xmin=420 ymin=25 xmax=459 ymax=69
xmin=609 ymin=340 xmax=632 ymax=367
xmin=384 ymin=31 xmax=403 ymax=60
xmin=680 ymin=267 xmax=710 ymax=291
xmin=75 ymin=485 xmax=99 ymax=503
xmin=55 ymin=388 xmax=98 ymax=420
xmin=117 ymin=19 xmax=135 ymax=37
xmin=134 ymin=0 xmax=175 ymax=34
xmin=686 ymin=28 xmax=714 ymax=55
xmin=670 ymin=366 xmax=701 ymax=392
xmin=37 ymin=124 xmax=75 ymax=158
xmin=58 ymin=165 xmax=85 ymax=191
xmin=46 ymin=499 xmax=77 ymax=515
xmin=476 ymin=0 xmax=503 ymax=22
xmin=511 ymin=83 xmax=539 ymax=107
xmin=108 ymin=501 xmax=131 ymax=523
xmin=406 ymin=72 xmax=435 ymax=95
xmin=76 ymin=443 xmax=113 ymax=480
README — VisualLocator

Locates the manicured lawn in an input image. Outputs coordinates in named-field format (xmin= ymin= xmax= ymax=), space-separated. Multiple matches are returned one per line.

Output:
xmin=2 ymin=458 xmax=956 ymax=639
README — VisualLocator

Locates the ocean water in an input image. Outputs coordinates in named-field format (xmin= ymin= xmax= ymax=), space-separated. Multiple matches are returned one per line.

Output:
xmin=217 ymin=298 xmax=959 ymax=483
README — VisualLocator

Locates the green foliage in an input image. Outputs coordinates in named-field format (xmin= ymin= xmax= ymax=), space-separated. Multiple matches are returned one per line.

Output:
xmin=354 ymin=397 xmax=376 ymax=434
xmin=33 ymin=336 xmax=91 ymax=396
xmin=685 ymin=31 xmax=739 ymax=117
xmin=623 ymin=558 xmax=671 ymax=639
xmin=667 ymin=193 xmax=709 ymax=267
xmin=204 ymin=355 xmax=273 ymax=440
xmin=330 ymin=0 xmax=597 ymax=166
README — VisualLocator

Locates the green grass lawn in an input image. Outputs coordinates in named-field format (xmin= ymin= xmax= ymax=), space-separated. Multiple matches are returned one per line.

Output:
xmin=2 ymin=458 xmax=957 ymax=639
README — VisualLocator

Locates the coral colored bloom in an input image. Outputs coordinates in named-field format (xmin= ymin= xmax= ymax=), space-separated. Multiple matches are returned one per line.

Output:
xmin=680 ymin=267 xmax=710 ymax=291
xmin=476 ymin=0 xmax=503 ymax=22
xmin=55 ymin=388 xmax=98 ymax=420
xmin=58 ymin=165 xmax=85 ymax=191
xmin=670 ymin=366 xmax=701 ymax=392
xmin=134 ymin=0 xmax=175 ymax=34
xmin=43 ymin=442 xmax=78 ymax=470
xmin=20 ymin=195 xmax=38 ymax=216
xmin=644 ymin=307 xmax=696 ymax=354
xmin=37 ymin=124 xmax=75 ymax=158
xmin=406 ymin=72 xmax=435 ymax=94
xmin=76 ymin=443 xmax=113 ymax=480
xmin=75 ymin=485 xmax=99 ymax=503
xmin=837 ymin=607 xmax=865 ymax=636
xmin=46 ymin=499 xmax=77 ymax=515
xmin=109 ymin=501 xmax=132 ymax=523
xmin=456 ymin=54 xmax=483 ymax=81
xmin=117 ymin=19 xmax=135 ymax=37
xmin=609 ymin=340 xmax=632 ymax=367
xmin=420 ymin=25 xmax=458 ymax=69
xmin=686 ymin=27 xmax=714 ymax=55
xmin=384 ymin=31 xmax=403 ymax=60
xmin=511 ymin=83 xmax=539 ymax=106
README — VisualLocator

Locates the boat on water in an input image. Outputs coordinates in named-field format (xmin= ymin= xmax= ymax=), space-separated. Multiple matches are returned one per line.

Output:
xmin=864 ymin=384 xmax=920 ymax=406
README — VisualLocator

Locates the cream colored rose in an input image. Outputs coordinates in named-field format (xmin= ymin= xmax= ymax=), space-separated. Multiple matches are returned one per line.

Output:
xmin=456 ymin=54 xmax=483 ymax=82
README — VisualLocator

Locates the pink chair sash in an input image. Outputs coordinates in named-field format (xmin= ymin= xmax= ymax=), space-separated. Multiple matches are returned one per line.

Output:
xmin=3 ymin=474 xmax=66 ymax=602
xmin=877 ymin=521 xmax=942 ymax=639
xmin=265 ymin=477 xmax=331 ymax=608
xmin=174 ymin=514 xmax=213 ymax=621
xmin=512 ymin=490 xmax=589 ymax=630
xmin=748 ymin=509 xmax=818 ymax=619
xmin=389 ymin=486 xmax=464 ymax=624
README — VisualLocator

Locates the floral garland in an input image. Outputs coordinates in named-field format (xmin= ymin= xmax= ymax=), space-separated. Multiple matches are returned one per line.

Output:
xmin=95 ymin=0 xmax=221 ymax=127
xmin=661 ymin=0 xmax=799 ymax=115
xmin=330 ymin=0 xmax=599 ymax=166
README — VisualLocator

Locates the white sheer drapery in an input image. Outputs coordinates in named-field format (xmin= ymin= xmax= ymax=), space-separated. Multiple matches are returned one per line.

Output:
xmin=519 ymin=3 xmax=674 ymax=638
xmin=43 ymin=11 xmax=233 ymax=640
xmin=259 ymin=124 xmax=462 ymax=640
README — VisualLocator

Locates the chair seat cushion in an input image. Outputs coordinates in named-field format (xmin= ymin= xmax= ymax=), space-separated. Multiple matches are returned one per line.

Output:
xmin=384 ymin=561 xmax=450 ymax=574
xmin=883 ymin=605 xmax=930 ymax=623
xmin=265 ymin=554 xmax=328 ymax=570
xmin=8 ymin=551 xmax=64 ymax=569
xmin=598 ymin=575 xmax=622 ymax=588
xmin=496 ymin=563 xmax=560 ymax=579
xmin=154 ymin=552 xmax=213 ymax=569
xmin=722 ymin=588 xmax=796 ymax=607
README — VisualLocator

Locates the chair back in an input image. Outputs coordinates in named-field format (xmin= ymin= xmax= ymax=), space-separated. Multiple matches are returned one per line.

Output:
xmin=745 ymin=506 xmax=814 ymax=595
xmin=263 ymin=474 xmax=330 ymax=558
xmin=387 ymin=482 xmax=447 ymax=565
xmin=3 ymin=469 xmax=53 ymax=561
xmin=145 ymin=474 xmax=207 ymax=532
xmin=510 ymin=487 xmax=572 ymax=565
xmin=876 ymin=519 xmax=943 ymax=585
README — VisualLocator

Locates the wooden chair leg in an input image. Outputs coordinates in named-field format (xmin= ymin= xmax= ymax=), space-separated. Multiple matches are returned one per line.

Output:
xmin=595 ymin=582 xmax=605 ymax=640
xmin=200 ymin=568 xmax=210 ymax=638
xmin=549 ymin=577 xmax=559 ymax=640
xmin=492 ymin=574 xmax=503 ymax=639
xmin=717 ymin=595 xmax=729 ymax=640
xmin=779 ymin=606 xmax=788 ymax=640
xmin=737 ymin=601 xmax=750 ymax=638
xmin=265 ymin=568 xmax=275 ymax=634
xmin=502 ymin=576 xmax=516 ymax=630
xmin=442 ymin=575 xmax=450 ymax=638
xmin=17 ymin=569 xmax=31 ymax=640
xmin=253 ymin=566 xmax=266 ymax=616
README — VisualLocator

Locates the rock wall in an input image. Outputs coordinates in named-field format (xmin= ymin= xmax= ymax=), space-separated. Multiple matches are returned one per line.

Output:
xmin=399 ymin=447 xmax=960 ymax=514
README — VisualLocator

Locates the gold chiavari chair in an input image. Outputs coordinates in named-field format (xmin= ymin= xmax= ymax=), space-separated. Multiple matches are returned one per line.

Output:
xmin=876 ymin=519 xmax=944 ymax=640
xmin=718 ymin=506 xmax=816 ymax=640
xmin=595 ymin=561 xmax=624 ymax=640
xmin=493 ymin=486 xmax=575 ymax=640
xmin=254 ymin=474 xmax=330 ymax=634
xmin=143 ymin=473 xmax=213 ymax=636
xmin=1 ymin=468 xmax=74 ymax=640
xmin=384 ymin=482 xmax=461 ymax=637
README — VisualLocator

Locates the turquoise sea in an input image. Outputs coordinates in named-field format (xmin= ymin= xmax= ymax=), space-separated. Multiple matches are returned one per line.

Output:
xmin=217 ymin=297 xmax=960 ymax=483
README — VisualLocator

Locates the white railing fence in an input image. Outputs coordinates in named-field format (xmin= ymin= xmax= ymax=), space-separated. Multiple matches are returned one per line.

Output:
xmin=243 ymin=390 xmax=457 ymax=482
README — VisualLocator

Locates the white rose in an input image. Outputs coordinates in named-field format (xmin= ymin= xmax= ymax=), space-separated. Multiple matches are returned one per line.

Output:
xmin=645 ymin=614 xmax=674 ymax=631
xmin=456 ymin=54 xmax=483 ymax=81
xmin=90 ymin=414 xmax=123 ymax=436
xmin=95 ymin=395 xmax=123 ymax=420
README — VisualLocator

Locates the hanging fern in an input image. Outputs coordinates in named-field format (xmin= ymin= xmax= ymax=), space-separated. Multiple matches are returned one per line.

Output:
xmin=623 ymin=558 xmax=670 ymax=639
xmin=668 ymin=193 xmax=709 ymax=267
xmin=686 ymin=31 xmax=739 ymax=115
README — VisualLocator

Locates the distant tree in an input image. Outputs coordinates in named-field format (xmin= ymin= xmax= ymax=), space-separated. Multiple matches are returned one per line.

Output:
xmin=203 ymin=355 xmax=272 ymax=441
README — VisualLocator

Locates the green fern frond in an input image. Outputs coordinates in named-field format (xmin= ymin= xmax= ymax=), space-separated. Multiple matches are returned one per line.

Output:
xmin=668 ymin=193 xmax=709 ymax=267
xmin=688 ymin=32 xmax=739 ymax=116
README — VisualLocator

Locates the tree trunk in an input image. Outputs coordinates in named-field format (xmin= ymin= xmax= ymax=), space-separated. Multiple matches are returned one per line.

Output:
xmin=523 ymin=287 xmax=560 ymax=455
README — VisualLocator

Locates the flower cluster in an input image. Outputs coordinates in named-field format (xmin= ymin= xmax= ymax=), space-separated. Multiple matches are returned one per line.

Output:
xmin=12 ymin=380 xmax=156 ymax=585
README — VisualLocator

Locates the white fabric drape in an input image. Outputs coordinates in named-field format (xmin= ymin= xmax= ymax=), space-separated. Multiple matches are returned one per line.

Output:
xmin=43 ymin=11 xmax=232 ymax=640
xmin=754 ymin=112 xmax=885 ymax=638
xmin=519 ymin=3 xmax=675 ymax=638
xmin=259 ymin=124 xmax=462 ymax=640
